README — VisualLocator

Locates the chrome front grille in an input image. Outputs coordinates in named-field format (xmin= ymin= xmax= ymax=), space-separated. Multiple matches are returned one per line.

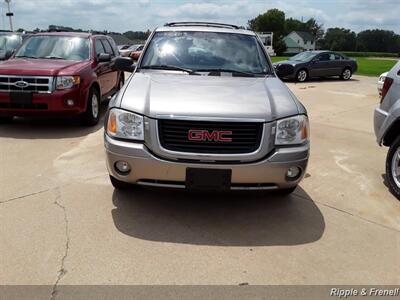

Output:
xmin=158 ymin=119 xmax=263 ymax=154
xmin=0 ymin=75 xmax=54 ymax=93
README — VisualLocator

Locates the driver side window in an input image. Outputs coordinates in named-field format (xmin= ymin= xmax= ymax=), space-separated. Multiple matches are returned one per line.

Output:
xmin=95 ymin=39 xmax=105 ymax=57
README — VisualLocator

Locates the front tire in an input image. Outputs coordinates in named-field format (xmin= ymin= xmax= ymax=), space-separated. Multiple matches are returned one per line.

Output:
xmin=0 ymin=116 xmax=13 ymax=123
xmin=296 ymin=69 xmax=308 ymax=82
xmin=341 ymin=68 xmax=352 ymax=80
xmin=109 ymin=175 xmax=134 ymax=190
xmin=386 ymin=136 xmax=400 ymax=200
xmin=81 ymin=87 xmax=100 ymax=126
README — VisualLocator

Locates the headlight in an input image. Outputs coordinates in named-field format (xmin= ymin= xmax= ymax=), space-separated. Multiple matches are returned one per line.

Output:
xmin=106 ymin=108 xmax=144 ymax=141
xmin=56 ymin=76 xmax=80 ymax=90
xmin=275 ymin=115 xmax=309 ymax=145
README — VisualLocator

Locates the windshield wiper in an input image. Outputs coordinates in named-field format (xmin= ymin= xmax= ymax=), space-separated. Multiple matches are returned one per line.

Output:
xmin=140 ymin=65 xmax=199 ymax=75
xmin=194 ymin=68 xmax=266 ymax=77
xmin=14 ymin=55 xmax=38 ymax=59
xmin=40 ymin=56 xmax=65 ymax=60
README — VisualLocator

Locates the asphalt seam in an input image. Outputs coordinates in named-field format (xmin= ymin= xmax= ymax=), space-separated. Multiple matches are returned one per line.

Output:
xmin=293 ymin=192 xmax=400 ymax=233
xmin=50 ymin=187 xmax=70 ymax=300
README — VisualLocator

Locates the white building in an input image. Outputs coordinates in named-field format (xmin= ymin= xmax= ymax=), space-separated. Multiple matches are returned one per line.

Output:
xmin=283 ymin=31 xmax=316 ymax=54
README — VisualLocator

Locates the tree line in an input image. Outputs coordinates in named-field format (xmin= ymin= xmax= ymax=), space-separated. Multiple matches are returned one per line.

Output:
xmin=248 ymin=9 xmax=400 ymax=55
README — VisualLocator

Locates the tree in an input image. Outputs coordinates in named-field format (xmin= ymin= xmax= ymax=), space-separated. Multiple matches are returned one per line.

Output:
xmin=284 ymin=18 xmax=305 ymax=34
xmin=248 ymin=9 xmax=285 ymax=37
xmin=319 ymin=28 xmax=357 ymax=51
xmin=16 ymin=28 xmax=25 ymax=33
xmin=305 ymin=18 xmax=324 ymax=41
xmin=248 ymin=9 xmax=287 ymax=54
xmin=357 ymin=29 xmax=400 ymax=53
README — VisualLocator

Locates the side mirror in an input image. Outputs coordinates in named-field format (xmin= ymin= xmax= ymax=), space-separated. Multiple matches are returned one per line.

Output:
xmin=275 ymin=64 xmax=294 ymax=78
xmin=97 ymin=53 xmax=111 ymax=63
xmin=115 ymin=57 xmax=136 ymax=73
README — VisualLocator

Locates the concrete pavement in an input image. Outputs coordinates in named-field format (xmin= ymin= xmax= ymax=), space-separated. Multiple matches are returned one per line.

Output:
xmin=0 ymin=75 xmax=399 ymax=289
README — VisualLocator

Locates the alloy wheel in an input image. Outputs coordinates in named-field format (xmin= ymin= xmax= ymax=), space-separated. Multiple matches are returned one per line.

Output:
xmin=392 ymin=147 xmax=400 ymax=188
xmin=91 ymin=93 xmax=99 ymax=119
xmin=297 ymin=70 xmax=307 ymax=82
xmin=342 ymin=69 xmax=351 ymax=80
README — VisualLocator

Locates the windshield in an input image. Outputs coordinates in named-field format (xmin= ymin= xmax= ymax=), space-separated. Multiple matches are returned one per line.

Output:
xmin=289 ymin=52 xmax=316 ymax=62
xmin=15 ymin=36 xmax=90 ymax=60
xmin=0 ymin=34 xmax=22 ymax=51
xmin=140 ymin=31 xmax=271 ymax=75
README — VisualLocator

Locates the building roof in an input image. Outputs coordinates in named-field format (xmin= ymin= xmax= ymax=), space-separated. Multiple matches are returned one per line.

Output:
xmin=291 ymin=31 xmax=315 ymax=42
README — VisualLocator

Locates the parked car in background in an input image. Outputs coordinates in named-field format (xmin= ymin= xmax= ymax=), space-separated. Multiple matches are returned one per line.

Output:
xmin=0 ymin=32 xmax=24 ymax=60
xmin=119 ymin=44 xmax=143 ymax=57
xmin=0 ymin=32 xmax=124 ymax=125
xmin=105 ymin=22 xmax=310 ymax=193
xmin=374 ymin=61 xmax=400 ymax=199
xmin=273 ymin=50 xmax=358 ymax=82
xmin=118 ymin=44 xmax=130 ymax=51
xmin=129 ymin=44 xmax=144 ymax=60
xmin=378 ymin=71 xmax=388 ymax=95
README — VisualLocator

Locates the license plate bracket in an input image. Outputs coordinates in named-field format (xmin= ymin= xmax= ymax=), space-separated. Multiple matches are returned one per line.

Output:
xmin=9 ymin=92 xmax=32 ymax=105
xmin=186 ymin=168 xmax=232 ymax=191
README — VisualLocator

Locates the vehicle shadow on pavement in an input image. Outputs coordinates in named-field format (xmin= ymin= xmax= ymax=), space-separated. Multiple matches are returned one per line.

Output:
xmin=111 ymin=187 xmax=325 ymax=246
xmin=0 ymin=109 xmax=107 ymax=139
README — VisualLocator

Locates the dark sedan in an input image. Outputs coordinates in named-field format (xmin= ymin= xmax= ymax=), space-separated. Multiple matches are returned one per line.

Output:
xmin=273 ymin=51 xmax=358 ymax=82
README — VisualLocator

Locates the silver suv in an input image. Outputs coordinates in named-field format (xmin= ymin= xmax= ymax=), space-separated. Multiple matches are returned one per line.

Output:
xmin=104 ymin=22 xmax=310 ymax=194
xmin=374 ymin=60 xmax=400 ymax=199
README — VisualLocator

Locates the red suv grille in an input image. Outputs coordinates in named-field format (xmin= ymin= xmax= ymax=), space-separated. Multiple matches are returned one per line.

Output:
xmin=158 ymin=119 xmax=263 ymax=154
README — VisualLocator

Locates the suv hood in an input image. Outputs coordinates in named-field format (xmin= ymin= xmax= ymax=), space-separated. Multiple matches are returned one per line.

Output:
xmin=119 ymin=72 xmax=300 ymax=122
xmin=0 ymin=58 xmax=90 ymax=76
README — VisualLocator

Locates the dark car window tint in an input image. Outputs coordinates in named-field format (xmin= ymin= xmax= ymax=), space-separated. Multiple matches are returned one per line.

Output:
xmin=335 ymin=54 xmax=343 ymax=60
xmin=95 ymin=39 xmax=105 ymax=56
xmin=317 ymin=54 xmax=330 ymax=61
xmin=101 ymin=39 xmax=115 ymax=57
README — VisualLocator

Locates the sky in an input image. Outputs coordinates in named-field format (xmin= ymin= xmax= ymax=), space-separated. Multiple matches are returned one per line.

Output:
xmin=1 ymin=0 xmax=399 ymax=34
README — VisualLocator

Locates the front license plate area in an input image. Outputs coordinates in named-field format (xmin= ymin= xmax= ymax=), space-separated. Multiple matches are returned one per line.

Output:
xmin=10 ymin=92 xmax=32 ymax=105
xmin=186 ymin=168 xmax=232 ymax=191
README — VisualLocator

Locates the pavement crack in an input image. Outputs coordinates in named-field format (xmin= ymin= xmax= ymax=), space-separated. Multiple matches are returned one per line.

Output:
xmin=0 ymin=188 xmax=52 ymax=204
xmin=50 ymin=187 xmax=70 ymax=300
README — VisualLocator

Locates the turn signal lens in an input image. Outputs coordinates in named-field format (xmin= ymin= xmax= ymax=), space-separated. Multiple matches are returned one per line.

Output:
xmin=107 ymin=111 xmax=117 ymax=134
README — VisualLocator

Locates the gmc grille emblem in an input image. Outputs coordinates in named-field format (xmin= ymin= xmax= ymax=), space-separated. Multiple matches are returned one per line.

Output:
xmin=14 ymin=81 xmax=29 ymax=88
xmin=188 ymin=129 xmax=233 ymax=142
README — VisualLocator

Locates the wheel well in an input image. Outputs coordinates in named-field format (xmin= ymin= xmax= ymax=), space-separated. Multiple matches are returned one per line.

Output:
xmin=343 ymin=66 xmax=352 ymax=72
xmin=90 ymin=82 xmax=100 ymax=95
xmin=383 ymin=119 xmax=400 ymax=146
xmin=297 ymin=68 xmax=308 ymax=74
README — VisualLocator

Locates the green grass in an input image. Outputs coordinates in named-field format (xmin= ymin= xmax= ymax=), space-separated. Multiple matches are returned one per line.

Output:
xmin=353 ymin=57 xmax=397 ymax=76
xmin=270 ymin=56 xmax=398 ymax=77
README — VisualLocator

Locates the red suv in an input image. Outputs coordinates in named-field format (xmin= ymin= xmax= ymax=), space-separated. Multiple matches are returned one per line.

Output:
xmin=0 ymin=32 xmax=124 ymax=125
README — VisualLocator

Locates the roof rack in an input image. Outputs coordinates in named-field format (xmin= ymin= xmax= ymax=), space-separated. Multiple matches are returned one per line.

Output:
xmin=164 ymin=22 xmax=243 ymax=30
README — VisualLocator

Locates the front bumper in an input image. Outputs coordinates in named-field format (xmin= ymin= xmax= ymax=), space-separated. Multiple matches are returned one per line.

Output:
xmin=0 ymin=88 xmax=86 ymax=116
xmin=105 ymin=134 xmax=310 ymax=190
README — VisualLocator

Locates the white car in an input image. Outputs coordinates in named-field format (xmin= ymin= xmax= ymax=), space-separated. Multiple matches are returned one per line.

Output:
xmin=378 ymin=72 xmax=388 ymax=95
xmin=119 ymin=44 xmax=143 ymax=57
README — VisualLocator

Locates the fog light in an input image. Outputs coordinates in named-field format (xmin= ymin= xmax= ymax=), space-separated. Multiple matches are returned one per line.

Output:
xmin=115 ymin=161 xmax=131 ymax=175
xmin=66 ymin=99 xmax=75 ymax=106
xmin=286 ymin=167 xmax=301 ymax=179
